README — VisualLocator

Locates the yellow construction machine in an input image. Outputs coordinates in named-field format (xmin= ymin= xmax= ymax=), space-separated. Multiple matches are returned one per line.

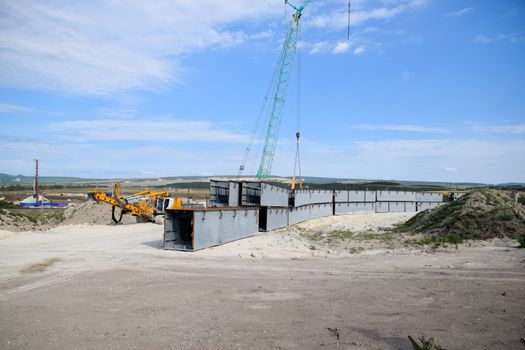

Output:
xmin=90 ymin=182 xmax=182 ymax=224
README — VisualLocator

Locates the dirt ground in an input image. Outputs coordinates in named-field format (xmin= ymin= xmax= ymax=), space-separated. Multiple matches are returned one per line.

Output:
xmin=0 ymin=213 xmax=524 ymax=349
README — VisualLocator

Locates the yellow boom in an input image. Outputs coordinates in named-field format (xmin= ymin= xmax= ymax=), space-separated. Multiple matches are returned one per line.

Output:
xmin=91 ymin=183 xmax=181 ymax=223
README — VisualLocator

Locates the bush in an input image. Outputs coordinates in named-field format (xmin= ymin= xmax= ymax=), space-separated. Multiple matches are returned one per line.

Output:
xmin=0 ymin=201 xmax=19 ymax=209
xmin=408 ymin=336 xmax=444 ymax=350
xmin=519 ymin=234 xmax=525 ymax=248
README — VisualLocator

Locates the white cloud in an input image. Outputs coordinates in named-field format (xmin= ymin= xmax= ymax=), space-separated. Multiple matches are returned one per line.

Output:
xmin=353 ymin=124 xmax=449 ymax=133
xmin=470 ymin=123 xmax=525 ymax=134
xmin=332 ymin=41 xmax=350 ymax=54
xmin=51 ymin=117 xmax=250 ymax=143
xmin=353 ymin=46 xmax=366 ymax=55
xmin=0 ymin=0 xmax=283 ymax=96
xmin=445 ymin=7 xmax=474 ymax=17
xmin=444 ymin=166 xmax=458 ymax=172
xmin=0 ymin=102 xmax=31 ymax=113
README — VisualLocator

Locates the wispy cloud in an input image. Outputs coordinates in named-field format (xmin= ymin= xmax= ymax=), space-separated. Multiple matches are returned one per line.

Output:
xmin=51 ymin=117 xmax=250 ymax=143
xmin=474 ymin=32 xmax=525 ymax=44
xmin=0 ymin=1 xmax=283 ymax=96
xmin=308 ymin=0 xmax=427 ymax=30
xmin=445 ymin=7 xmax=474 ymax=17
xmin=352 ymin=124 xmax=449 ymax=133
xmin=0 ymin=102 xmax=31 ymax=113
xmin=309 ymin=41 xmax=329 ymax=54
xmin=274 ymin=138 xmax=525 ymax=183
xmin=470 ymin=123 xmax=525 ymax=134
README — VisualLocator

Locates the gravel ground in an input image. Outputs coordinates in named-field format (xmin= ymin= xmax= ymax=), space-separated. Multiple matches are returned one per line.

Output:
xmin=0 ymin=213 xmax=524 ymax=349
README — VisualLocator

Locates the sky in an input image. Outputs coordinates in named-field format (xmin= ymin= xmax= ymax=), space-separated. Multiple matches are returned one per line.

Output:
xmin=0 ymin=0 xmax=524 ymax=184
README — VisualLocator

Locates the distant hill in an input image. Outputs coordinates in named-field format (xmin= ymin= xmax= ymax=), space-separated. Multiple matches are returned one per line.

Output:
xmin=0 ymin=173 xmax=523 ymax=188
xmin=0 ymin=173 xmax=86 ymax=186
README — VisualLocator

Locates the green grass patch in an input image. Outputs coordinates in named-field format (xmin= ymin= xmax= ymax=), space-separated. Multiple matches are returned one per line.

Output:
xmin=0 ymin=201 xmax=19 ymax=209
xmin=355 ymin=231 xmax=394 ymax=241
xmin=405 ymin=233 xmax=463 ymax=247
xmin=326 ymin=230 xmax=354 ymax=241
xmin=322 ymin=229 xmax=394 ymax=243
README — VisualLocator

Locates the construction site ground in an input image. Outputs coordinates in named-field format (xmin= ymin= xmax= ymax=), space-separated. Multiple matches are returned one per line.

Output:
xmin=1 ymin=212 xmax=524 ymax=349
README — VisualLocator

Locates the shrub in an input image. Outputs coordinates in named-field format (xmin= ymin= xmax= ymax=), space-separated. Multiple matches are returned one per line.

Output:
xmin=519 ymin=234 xmax=525 ymax=248
xmin=408 ymin=336 xmax=444 ymax=350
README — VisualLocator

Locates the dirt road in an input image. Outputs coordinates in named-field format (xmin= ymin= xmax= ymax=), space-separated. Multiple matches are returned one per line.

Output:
xmin=1 ymin=218 xmax=524 ymax=349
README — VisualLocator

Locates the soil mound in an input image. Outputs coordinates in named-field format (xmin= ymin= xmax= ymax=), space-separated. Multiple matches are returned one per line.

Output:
xmin=63 ymin=201 xmax=136 ymax=225
xmin=400 ymin=189 xmax=525 ymax=240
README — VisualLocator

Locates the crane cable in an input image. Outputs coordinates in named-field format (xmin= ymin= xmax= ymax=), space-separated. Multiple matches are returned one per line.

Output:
xmin=237 ymin=45 xmax=284 ymax=177
xmin=291 ymin=20 xmax=303 ymax=190
xmin=347 ymin=0 xmax=351 ymax=41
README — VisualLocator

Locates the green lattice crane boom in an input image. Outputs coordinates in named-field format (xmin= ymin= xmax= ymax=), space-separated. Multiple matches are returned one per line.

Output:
xmin=255 ymin=0 xmax=311 ymax=180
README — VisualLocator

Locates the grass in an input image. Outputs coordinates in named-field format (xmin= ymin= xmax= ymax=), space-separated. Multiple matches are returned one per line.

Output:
xmin=2 ymin=209 xmax=66 ymax=225
xmin=356 ymin=230 xmax=394 ymax=241
xmin=405 ymin=233 xmax=463 ymax=247
xmin=20 ymin=257 xmax=63 ymax=273
xmin=326 ymin=230 xmax=354 ymax=242
xmin=322 ymin=229 xmax=394 ymax=243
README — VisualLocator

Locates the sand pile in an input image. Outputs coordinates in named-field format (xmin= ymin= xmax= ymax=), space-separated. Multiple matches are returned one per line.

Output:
xmin=400 ymin=189 xmax=525 ymax=240
xmin=63 ymin=201 xmax=135 ymax=225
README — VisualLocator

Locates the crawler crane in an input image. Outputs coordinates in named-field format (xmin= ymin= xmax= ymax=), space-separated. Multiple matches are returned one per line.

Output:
xmin=238 ymin=0 xmax=312 ymax=189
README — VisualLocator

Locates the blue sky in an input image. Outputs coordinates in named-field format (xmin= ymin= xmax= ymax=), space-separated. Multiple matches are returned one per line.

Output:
xmin=0 ymin=0 xmax=524 ymax=183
